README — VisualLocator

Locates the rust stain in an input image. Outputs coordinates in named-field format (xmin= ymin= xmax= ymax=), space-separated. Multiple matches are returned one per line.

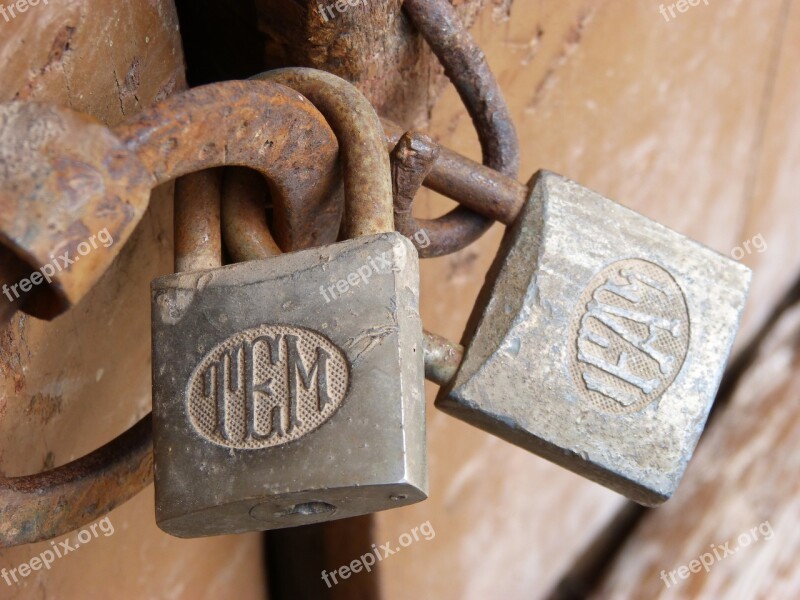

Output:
xmin=25 ymin=393 xmax=64 ymax=425
xmin=44 ymin=25 xmax=76 ymax=71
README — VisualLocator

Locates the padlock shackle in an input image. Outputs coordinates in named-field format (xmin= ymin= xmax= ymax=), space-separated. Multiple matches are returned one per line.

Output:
xmin=254 ymin=68 xmax=395 ymax=239
xmin=175 ymin=169 xmax=224 ymax=272
xmin=221 ymin=168 xmax=283 ymax=263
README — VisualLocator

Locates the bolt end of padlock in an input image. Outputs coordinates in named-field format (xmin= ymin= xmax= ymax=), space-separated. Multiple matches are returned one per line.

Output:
xmin=0 ymin=102 xmax=154 ymax=319
xmin=436 ymin=170 xmax=751 ymax=505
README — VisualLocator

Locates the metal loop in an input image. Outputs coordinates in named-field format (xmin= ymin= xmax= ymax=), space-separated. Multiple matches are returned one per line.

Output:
xmin=398 ymin=0 xmax=520 ymax=257
xmin=253 ymin=68 xmax=395 ymax=238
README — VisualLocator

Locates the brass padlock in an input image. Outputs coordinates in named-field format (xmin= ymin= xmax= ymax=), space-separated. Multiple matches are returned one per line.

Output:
xmin=151 ymin=74 xmax=426 ymax=537
xmin=434 ymin=171 xmax=750 ymax=505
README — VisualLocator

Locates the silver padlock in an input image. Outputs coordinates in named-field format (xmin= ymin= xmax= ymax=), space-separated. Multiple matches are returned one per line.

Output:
xmin=434 ymin=171 xmax=750 ymax=506
xmin=151 ymin=75 xmax=426 ymax=537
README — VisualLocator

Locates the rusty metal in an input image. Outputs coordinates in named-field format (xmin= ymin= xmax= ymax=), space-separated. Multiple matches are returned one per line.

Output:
xmin=175 ymin=169 xmax=223 ymax=272
xmin=0 ymin=102 xmax=155 ymax=320
xmin=0 ymin=80 xmax=338 ymax=322
xmin=391 ymin=129 xmax=501 ymax=257
xmin=0 ymin=415 xmax=153 ymax=548
xmin=254 ymin=68 xmax=395 ymax=238
xmin=383 ymin=119 xmax=527 ymax=225
xmin=113 ymin=80 xmax=340 ymax=252
xmin=0 ymin=79 xmax=343 ymax=547
xmin=397 ymin=0 xmax=520 ymax=256
xmin=222 ymin=168 xmax=282 ymax=262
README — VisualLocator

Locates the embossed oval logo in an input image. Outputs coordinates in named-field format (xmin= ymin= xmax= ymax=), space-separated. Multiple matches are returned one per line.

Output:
xmin=568 ymin=259 xmax=690 ymax=414
xmin=187 ymin=324 xmax=350 ymax=449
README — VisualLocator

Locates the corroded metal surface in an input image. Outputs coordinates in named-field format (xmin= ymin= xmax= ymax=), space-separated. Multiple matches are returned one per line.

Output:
xmin=391 ymin=129 xmax=502 ymax=258
xmin=0 ymin=415 xmax=153 ymax=548
xmin=255 ymin=68 xmax=395 ymax=238
xmin=0 ymin=80 xmax=339 ymax=323
xmin=114 ymin=79 xmax=340 ymax=252
xmin=222 ymin=168 xmax=282 ymax=262
xmin=436 ymin=171 xmax=752 ymax=505
xmin=175 ymin=169 xmax=223 ymax=273
xmin=400 ymin=0 xmax=519 ymax=256
xmin=0 ymin=102 xmax=155 ymax=319
xmin=383 ymin=119 xmax=527 ymax=226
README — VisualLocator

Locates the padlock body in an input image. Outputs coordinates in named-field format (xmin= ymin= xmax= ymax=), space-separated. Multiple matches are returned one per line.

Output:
xmin=436 ymin=171 xmax=750 ymax=505
xmin=152 ymin=232 xmax=426 ymax=537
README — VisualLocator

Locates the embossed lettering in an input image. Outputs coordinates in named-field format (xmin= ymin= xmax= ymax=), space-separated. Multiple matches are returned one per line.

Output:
xmin=189 ymin=325 xmax=350 ymax=449
xmin=569 ymin=260 xmax=690 ymax=414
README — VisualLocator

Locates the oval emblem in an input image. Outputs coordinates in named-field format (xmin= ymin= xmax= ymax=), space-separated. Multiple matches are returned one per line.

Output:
xmin=568 ymin=259 xmax=690 ymax=414
xmin=187 ymin=324 xmax=350 ymax=449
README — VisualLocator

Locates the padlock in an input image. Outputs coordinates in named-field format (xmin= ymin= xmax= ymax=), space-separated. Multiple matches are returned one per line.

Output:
xmin=151 ymin=71 xmax=427 ymax=537
xmin=431 ymin=170 xmax=751 ymax=505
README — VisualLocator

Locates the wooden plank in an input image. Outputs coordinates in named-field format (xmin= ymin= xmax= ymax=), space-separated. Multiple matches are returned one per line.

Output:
xmin=591 ymin=2 xmax=800 ymax=597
